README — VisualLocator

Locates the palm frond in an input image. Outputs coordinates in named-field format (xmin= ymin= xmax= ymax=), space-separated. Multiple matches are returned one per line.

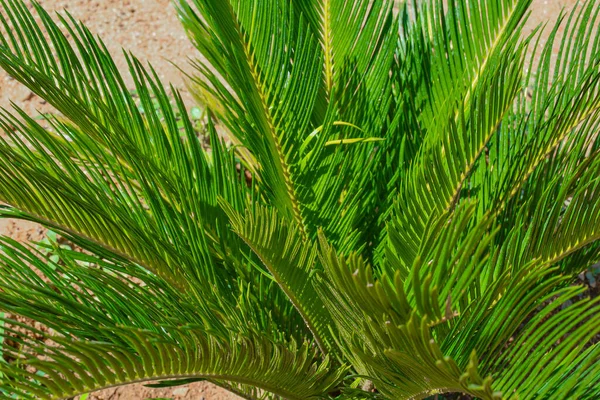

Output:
xmin=470 ymin=0 xmax=600 ymax=217
xmin=223 ymin=203 xmax=340 ymax=358
xmin=418 ymin=0 xmax=533 ymax=132
xmin=0 ymin=2 xmax=344 ymax=397
xmin=383 ymin=40 xmax=526 ymax=269
xmin=0 ymin=238 xmax=346 ymax=400
xmin=0 ymin=1 xmax=296 ymax=331
xmin=178 ymin=0 xmax=399 ymax=256
xmin=370 ymin=0 xmax=534 ymax=247
xmin=177 ymin=0 xmax=323 ymax=235
xmin=318 ymin=206 xmax=600 ymax=399
xmin=316 ymin=206 xmax=501 ymax=399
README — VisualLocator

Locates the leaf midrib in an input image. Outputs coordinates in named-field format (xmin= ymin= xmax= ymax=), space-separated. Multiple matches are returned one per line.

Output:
xmin=323 ymin=0 xmax=334 ymax=92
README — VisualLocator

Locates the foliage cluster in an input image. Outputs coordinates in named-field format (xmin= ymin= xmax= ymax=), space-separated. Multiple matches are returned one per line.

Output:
xmin=0 ymin=0 xmax=599 ymax=399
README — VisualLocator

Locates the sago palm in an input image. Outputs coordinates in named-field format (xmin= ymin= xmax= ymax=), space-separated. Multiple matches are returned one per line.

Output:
xmin=0 ymin=0 xmax=599 ymax=398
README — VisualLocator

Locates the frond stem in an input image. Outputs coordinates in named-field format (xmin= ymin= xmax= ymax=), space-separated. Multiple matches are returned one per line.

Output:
xmin=322 ymin=0 xmax=333 ymax=92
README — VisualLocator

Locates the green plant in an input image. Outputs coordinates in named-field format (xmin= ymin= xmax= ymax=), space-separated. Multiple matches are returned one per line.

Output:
xmin=0 ymin=0 xmax=600 ymax=398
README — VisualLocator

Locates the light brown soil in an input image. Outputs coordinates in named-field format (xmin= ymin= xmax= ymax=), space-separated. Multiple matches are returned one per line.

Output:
xmin=0 ymin=0 xmax=583 ymax=399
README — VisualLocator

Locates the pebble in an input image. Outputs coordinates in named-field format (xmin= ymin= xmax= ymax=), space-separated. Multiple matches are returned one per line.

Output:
xmin=173 ymin=387 xmax=189 ymax=396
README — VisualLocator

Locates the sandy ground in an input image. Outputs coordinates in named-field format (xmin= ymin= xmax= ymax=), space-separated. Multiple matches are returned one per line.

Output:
xmin=0 ymin=0 xmax=584 ymax=399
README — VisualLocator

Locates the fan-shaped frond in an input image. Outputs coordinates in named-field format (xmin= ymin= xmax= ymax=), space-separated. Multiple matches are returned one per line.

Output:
xmin=316 ymin=209 xmax=503 ymax=399
xmin=417 ymin=0 xmax=533 ymax=133
xmin=292 ymin=0 xmax=396 ymax=100
xmin=478 ymin=0 xmax=600 ymax=219
xmin=177 ymin=0 xmax=324 ymax=235
xmin=369 ymin=0 xmax=534 ymax=258
xmin=178 ymin=0 xmax=399 ymax=256
xmin=0 ymin=2 xmax=345 ymax=397
xmin=2 ymin=324 xmax=340 ymax=400
xmin=0 ymin=0 xmax=311 ymax=342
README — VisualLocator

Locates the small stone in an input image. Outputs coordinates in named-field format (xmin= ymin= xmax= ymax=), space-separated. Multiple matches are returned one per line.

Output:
xmin=173 ymin=387 xmax=189 ymax=396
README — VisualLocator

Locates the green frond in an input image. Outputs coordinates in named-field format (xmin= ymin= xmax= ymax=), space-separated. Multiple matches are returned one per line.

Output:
xmin=0 ymin=2 xmax=343 ymax=396
xmin=417 ymin=0 xmax=533 ymax=133
xmin=1 ymin=322 xmax=341 ymax=400
xmin=365 ymin=0 xmax=540 ymax=268
xmin=178 ymin=0 xmax=399 ymax=255
xmin=177 ymin=0 xmax=323 ymax=235
xmin=2 ymin=324 xmax=343 ymax=400
xmin=0 ymin=238 xmax=346 ymax=400
xmin=316 ymin=217 xmax=501 ymax=399
xmin=318 ymin=207 xmax=600 ymax=399
xmin=475 ymin=0 xmax=600 ymax=217
xmin=514 ymin=155 xmax=600 ymax=271
xmin=0 ymin=0 xmax=259 ymax=304
xmin=292 ymin=0 xmax=396 ymax=94
xmin=383 ymin=41 xmax=526 ymax=268
xmin=490 ymin=294 xmax=600 ymax=398
xmin=222 ymin=202 xmax=339 ymax=358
